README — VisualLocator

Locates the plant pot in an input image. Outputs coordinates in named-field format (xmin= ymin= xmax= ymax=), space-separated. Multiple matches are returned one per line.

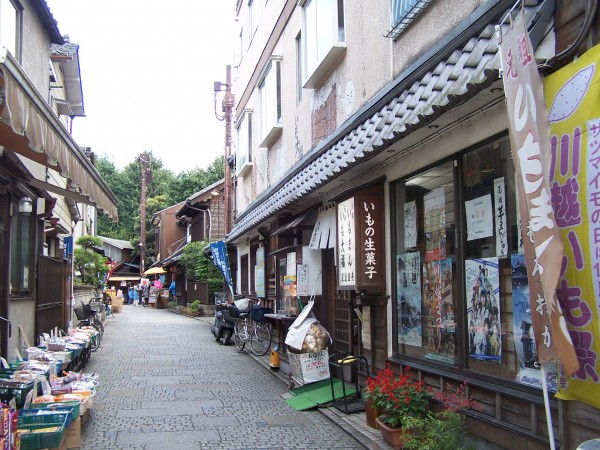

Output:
xmin=375 ymin=417 xmax=409 ymax=450
xmin=365 ymin=398 xmax=380 ymax=429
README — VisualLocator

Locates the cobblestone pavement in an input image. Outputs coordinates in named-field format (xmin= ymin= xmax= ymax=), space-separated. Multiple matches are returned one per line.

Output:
xmin=77 ymin=305 xmax=368 ymax=450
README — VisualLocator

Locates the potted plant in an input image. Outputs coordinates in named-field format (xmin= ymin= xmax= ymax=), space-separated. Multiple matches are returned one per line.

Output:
xmin=364 ymin=364 xmax=432 ymax=449
xmin=400 ymin=381 xmax=480 ymax=450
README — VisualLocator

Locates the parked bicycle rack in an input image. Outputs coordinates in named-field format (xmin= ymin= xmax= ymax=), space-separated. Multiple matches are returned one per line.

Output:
xmin=328 ymin=352 xmax=370 ymax=414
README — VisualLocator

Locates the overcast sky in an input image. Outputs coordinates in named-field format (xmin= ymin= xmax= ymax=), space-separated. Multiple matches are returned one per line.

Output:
xmin=46 ymin=0 xmax=235 ymax=175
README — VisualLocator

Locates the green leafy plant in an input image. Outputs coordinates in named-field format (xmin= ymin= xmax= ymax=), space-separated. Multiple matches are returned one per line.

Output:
xmin=401 ymin=381 xmax=480 ymax=450
xmin=364 ymin=364 xmax=432 ymax=429
xmin=167 ymin=301 xmax=178 ymax=309
xmin=73 ymin=235 xmax=109 ymax=287
xmin=180 ymin=241 xmax=224 ymax=298
xmin=189 ymin=300 xmax=201 ymax=313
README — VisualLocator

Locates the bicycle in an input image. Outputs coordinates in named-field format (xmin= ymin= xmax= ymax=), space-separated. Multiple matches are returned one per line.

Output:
xmin=74 ymin=298 xmax=104 ymax=352
xmin=231 ymin=303 xmax=272 ymax=356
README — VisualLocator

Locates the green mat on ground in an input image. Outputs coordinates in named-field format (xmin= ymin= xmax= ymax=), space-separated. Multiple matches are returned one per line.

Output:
xmin=285 ymin=378 xmax=357 ymax=411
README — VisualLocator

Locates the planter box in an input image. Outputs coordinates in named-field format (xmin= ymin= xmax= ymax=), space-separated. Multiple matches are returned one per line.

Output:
xmin=288 ymin=349 xmax=330 ymax=386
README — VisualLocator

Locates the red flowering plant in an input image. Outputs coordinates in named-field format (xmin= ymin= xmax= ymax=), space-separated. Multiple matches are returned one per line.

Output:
xmin=364 ymin=363 xmax=432 ymax=429
xmin=400 ymin=381 xmax=481 ymax=450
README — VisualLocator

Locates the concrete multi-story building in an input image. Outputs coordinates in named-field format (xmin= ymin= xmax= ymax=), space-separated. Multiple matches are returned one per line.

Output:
xmin=226 ymin=0 xmax=600 ymax=447
xmin=0 ymin=1 xmax=117 ymax=356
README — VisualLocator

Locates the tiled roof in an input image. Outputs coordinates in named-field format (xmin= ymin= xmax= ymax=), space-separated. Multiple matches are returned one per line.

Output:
xmin=98 ymin=236 xmax=134 ymax=250
xmin=50 ymin=42 xmax=79 ymax=56
xmin=227 ymin=1 xmax=547 ymax=243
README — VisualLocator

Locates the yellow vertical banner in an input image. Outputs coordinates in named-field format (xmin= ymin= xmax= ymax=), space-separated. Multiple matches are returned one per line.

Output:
xmin=544 ymin=44 xmax=600 ymax=406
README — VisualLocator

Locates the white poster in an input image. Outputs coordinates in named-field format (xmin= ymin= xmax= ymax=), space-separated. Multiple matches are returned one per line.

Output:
xmin=465 ymin=194 xmax=494 ymax=241
xmin=337 ymin=198 xmax=356 ymax=286
xmin=287 ymin=252 xmax=296 ymax=276
xmin=404 ymin=200 xmax=417 ymax=249
xmin=255 ymin=247 xmax=265 ymax=298
xmin=309 ymin=210 xmax=324 ymax=249
xmin=297 ymin=264 xmax=308 ymax=296
xmin=493 ymin=178 xmax=508 ymax=258
xmin=362 ymin=306 xmax=371 ymax=350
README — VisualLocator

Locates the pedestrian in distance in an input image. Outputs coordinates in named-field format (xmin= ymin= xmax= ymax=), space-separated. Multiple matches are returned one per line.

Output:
xmin=168 ymin=280 xmax=176 ymax=300
xmin=143 ymin=284 xmax=150 ymax=307
xmin=133 ymin=284 xmax=140 ymax=306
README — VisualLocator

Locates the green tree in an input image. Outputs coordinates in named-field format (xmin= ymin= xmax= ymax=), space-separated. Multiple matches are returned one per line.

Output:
xmin=180 ymin=241 xmax=224 ymax=298
xmin=73 ymin=235 xmax=109 ymax=286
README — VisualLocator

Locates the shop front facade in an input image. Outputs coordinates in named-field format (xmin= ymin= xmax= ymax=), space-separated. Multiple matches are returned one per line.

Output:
xmin=227 ymin=0 xmax=600 ymax=447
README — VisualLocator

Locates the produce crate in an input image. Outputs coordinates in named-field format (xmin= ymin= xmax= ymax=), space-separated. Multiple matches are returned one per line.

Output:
xmin=25 ymin=400 xmax=80 ymax=424
xmin=0 ymin=380 xmax=34 ymax=409
xmin=19 ymin=409 xmax=72 ymax=427
xmin=18 ymin=416 xmax=67 ymax=450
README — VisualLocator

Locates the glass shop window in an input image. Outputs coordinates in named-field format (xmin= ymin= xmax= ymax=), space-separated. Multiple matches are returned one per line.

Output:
xmin=462 ymin=136 xmax=520 ymax=380
xmin=394 ymin=159 xmax=457 ymax=365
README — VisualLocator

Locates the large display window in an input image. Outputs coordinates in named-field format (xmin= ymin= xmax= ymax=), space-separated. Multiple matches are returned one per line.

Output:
xmin=394 ymin=160 xmax=457 ymax=365
xmin=393 ymin=135 xmax=543 ymax=387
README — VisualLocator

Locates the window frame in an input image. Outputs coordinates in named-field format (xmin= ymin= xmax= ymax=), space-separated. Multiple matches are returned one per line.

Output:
xmin=9 ymin=196 xmax=35 ymax=297
xmin=387 ymin=0 xmax=433 ymax=39
xmin=390 ymin=133 xmax=535 ymax=390
xmin=235 ymin=109 xmax=253 ymax=177
xmin=0 ymin=0 xmax=21 ymax=60
xmin=257 ymin=57 xmax=282 ymax=148
xmin=299 ymin=0 xmax=346 ymax=89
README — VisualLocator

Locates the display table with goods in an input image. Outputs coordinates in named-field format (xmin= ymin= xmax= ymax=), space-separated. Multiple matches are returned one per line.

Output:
xmin=0 ymin=358 xmax=97 ymax=449
xmin=26 ymin=327 xmax=99 ymax=374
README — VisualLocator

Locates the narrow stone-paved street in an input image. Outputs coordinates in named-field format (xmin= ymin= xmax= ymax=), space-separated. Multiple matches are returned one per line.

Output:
xmin=77 ymin=305 xmax=366 ymax=449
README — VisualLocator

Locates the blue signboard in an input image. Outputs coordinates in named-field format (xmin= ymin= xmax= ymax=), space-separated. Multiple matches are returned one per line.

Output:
xmin=63 ymin=236 xmax=74 ymax=258
xmin=210 ymin=241 xmax=234 ymax=295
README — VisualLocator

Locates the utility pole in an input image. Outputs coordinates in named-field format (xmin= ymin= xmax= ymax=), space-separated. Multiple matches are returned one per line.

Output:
xmin=139 ymin=152 xmax=150 ymax=275
xmin=222 ymin=65 xmax=234 ymax=235
xmin=214 ymin=66 xmax=235 ymax=235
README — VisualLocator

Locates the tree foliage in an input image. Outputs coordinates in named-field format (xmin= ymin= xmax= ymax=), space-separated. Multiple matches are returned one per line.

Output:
xmin=95 ymin=152 xmax=225 ymax=270
xmin=73 ymin=235 xmax=108 ymax=286
xmin=180 ymin=241 xmax=224 ymax=298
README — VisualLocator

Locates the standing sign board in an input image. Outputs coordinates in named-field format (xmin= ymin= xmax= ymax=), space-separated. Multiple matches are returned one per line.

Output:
xmin=336 ymin=184 xmax=386 ymax=294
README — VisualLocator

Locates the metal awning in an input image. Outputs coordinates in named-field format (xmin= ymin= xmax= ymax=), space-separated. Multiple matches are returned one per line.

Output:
xmin=0 ymin=49 xmax=118 ymax=220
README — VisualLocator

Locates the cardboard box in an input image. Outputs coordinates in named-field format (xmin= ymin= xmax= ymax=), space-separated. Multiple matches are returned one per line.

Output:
xmin=288 ymin=349 xmax=330 ymax=386
xmin=63 ymin=417 xmax=80 ymax=449
xmin=81 ymin=409 xmax=90 ymax=426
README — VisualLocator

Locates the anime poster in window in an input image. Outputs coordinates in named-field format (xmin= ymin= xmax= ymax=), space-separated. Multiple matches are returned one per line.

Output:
xmin=423 ymin=258 xmax=455 ymax=364
xmin=397 ymin=252 xmax=422 ymax=347
xmin=465 ymin=258 xmax=501 ymax=361
xmin=424 ymin=187 xmax=446 ymax=262
xmin=511 ymin=254 xmax=559 ymax=391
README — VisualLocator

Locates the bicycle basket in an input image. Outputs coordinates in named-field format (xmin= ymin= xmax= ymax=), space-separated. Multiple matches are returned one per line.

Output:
xmin=73 ymin=306 xmax=87 ymax=320
xmin=251 ymin=305 xmax=273 ymax=322
xmin=74 ymin=303 xmax=93 ymax=320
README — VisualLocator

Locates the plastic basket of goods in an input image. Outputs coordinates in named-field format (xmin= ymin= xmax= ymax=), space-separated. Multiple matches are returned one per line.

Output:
xmin=0 ymin=380 xmax=34 ymax=409
xmin=18 ymin=417 xmax=67 ymax=450
xmin=25 ymin=400 xmax=80 ymax=423
xmin=251 ymin=305 xmax=273 ymax=322
xmin=46 ymin=339 xmax=66 ymax=352
xmin=19 ymin=409 xmax=72 ymax=427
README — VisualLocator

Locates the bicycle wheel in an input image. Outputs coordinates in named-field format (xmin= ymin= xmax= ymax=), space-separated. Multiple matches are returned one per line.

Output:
xmin=233 ymin=321 xmax=246 ymax=352
xmin=250 ymin=322 xmax=272 ymax=356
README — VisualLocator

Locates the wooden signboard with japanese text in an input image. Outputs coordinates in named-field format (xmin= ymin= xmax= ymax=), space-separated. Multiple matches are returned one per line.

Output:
xmin=337 ymin=183 xmax=385 ymax=294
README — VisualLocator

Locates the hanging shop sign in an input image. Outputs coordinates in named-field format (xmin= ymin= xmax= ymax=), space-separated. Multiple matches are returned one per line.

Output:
xmin=210 ymin=241 xmax=234 ymax=295
xmin=542 ymin=42 xmax=600 ymax=407
xmin=499 ymin=12 xmax=578 ymax=375
xmin=336 ymin=184 xmax=385 ymax=294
